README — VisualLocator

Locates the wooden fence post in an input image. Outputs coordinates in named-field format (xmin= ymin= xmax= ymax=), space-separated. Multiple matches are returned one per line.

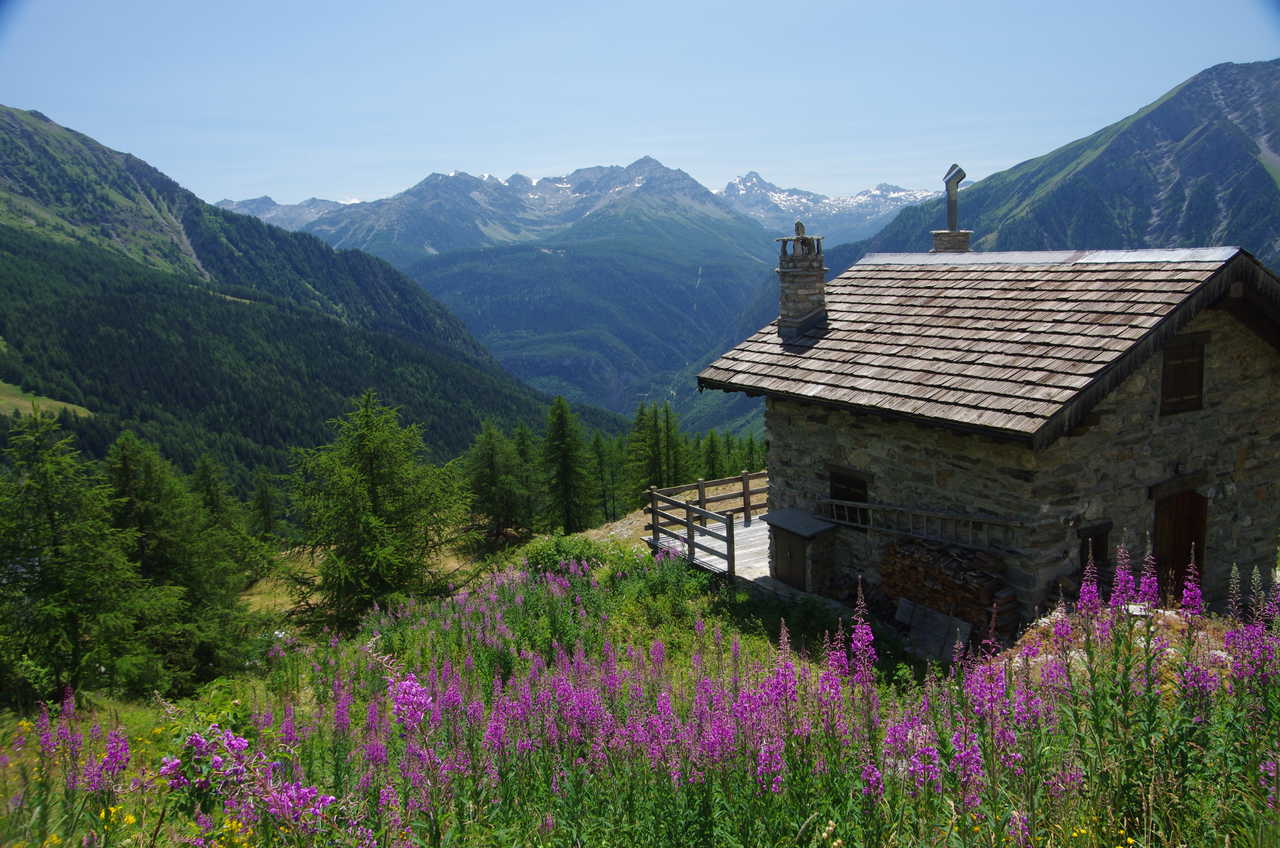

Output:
xmin=685 ymin=500 xmax=697 ymax=563
xmin=696 ymin=478 xmax=706 ymax=527
xmin=648 ymin=487 xmax=659 ymax=548
xmin=726 ymin=517 xmax=735 ymax=578
xmin=740 ymin=469 xmax=751 ymax=527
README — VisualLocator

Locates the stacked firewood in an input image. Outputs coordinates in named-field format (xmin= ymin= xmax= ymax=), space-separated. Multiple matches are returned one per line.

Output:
xmin=878 ymin=540 xmax=1020 ymax=639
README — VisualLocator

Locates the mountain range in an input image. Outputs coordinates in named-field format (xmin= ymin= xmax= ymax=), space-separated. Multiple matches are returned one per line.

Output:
xmin=216 ymin=161 xmax=940 ymax=419
xmin=0 ymin=105 xmax=620 ymax=480
xmin=215 ymin=195 xmax=343 ymax=231
xmin=222 ymin=158 xmax=781 ymax=415
xmin=717 ymin=173 xmax=938 ymax=245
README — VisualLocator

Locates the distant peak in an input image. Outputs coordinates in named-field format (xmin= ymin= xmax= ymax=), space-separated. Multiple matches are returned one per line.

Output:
xmin=626 ymin=155 xmax=667 ymax=172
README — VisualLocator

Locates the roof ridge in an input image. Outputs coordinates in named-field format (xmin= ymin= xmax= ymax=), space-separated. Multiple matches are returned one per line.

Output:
xmin=858 ymin=247 xmax=1240 ymax=266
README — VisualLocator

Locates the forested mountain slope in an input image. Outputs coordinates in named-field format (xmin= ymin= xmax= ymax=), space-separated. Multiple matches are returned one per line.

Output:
xmin=832 ymin=59 xmax=1280 ymax=271
xmin=0 ymin=106 xmax=620 ymax=479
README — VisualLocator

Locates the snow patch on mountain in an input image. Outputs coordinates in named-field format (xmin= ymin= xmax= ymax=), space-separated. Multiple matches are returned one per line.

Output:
xmin=719 ymin=172 xmax=939 ymax=244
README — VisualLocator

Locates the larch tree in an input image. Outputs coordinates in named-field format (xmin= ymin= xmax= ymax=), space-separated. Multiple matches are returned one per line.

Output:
xmin=541 ymin=396 xmax=594 ymax=534
xmin=290 ymin=391 xmax=471 ymax=632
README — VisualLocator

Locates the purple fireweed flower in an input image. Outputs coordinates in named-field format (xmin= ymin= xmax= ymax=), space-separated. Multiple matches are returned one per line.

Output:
xmin=280 ymin=704 xmax=299 ymax=746
xmin=1181 ymin=664 xmax=1219 ymax=701
xmin=159 ymin=756 xmax=189 ymax=789
xmin=1181 ymin=557 xmax=1204 ymax=617
xmin=389 ymin=674 xmax=433 ymax=733
xmin=649 ymin=640 xmax=666 ymax=670
xmin=907 ymin=746 xmax=943 ymax=795
xmin=1110 ymin=545 xmax=1135 ymax=608
xmin=1051 ymin=607 xmax=1072 ymax=644
xmin=1223 ymin=622 xmax=1278 ymax=682
xmin=263 ymin=780 xmax=336 ymax=826
xmin=1078 ymin=549 xmax=1101 ymax=618
xmin=36 ymin=705 xmax=54 ymax=758
xmin=949 ymin=724 xmax=985 ymax=807
xmin=82 ymin=729 xmax=130 ymax=792
xmin=1138 ymin=547 xmax=1160 ymax=606
xmin=755 ymin=735 xmax=785 ymax=793
xmin=850 ymin=618 xmax=877 ymax=687
xmin=860 ymin=761 xmax=884 ymax=799
xmin=1261 ymin=759 xmax=1278 ymax=809
xmin=1007 ymin=810 xmax=1032 ymax=848
xmin=1012 ymin=686 xmax=1045 ymax=728
xmin=963 ymin=662 xmax=1005 ymax=720
xmin=1046 ymin=765 xmax=1084 ymax=798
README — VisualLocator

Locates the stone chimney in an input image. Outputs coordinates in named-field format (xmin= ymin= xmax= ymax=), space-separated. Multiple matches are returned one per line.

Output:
xmin=777 ymin=221 xmax=826 ymax=338
xmin=931 ymin=163 xmax=972 ymax=253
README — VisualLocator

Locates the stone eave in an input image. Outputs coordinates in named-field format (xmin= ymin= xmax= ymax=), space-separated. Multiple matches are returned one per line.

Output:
xmin=695 ymin=374 xmax=1039 ymax=445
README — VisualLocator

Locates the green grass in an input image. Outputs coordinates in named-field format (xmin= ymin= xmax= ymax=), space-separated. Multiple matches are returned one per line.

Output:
xmin=0 ymin=379 xmax=91 ymax=417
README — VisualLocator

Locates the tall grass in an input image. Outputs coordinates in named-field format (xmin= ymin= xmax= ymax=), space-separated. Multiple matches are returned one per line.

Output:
xmin=1 ymin=542 xmax=1277 ymax=847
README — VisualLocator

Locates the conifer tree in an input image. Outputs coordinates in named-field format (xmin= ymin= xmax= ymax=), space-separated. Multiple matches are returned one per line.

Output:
xmin=106 ymin=432 xmax=262 ymax=691
xmin=541 ymin=396 xmax=594 ymax=533
xmin=0 ymin=415 xmax=180 ymax=704
xmin=703 ymin=430 xmax=725 ymax=480
xmin=510 ymin=423 xmax=539 ymax=531
xmin=625 ymin=403 xmax=663 ymax=500
xmin=464 ymin=421 xmax=527 ymax=540
xmin=291 ymin=391 xmax=471 ymax=632
xmin=590 ymin=431 xmax=625 ymax=523
xmin=250 ymin=468 xmax=280 ymax=541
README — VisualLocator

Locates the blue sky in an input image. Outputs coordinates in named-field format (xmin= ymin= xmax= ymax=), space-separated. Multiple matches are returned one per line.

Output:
xmin=1 ymin=0 xmax=1277 ymax=204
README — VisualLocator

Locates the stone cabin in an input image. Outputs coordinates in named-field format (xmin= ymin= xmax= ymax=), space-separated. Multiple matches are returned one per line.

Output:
xmin=697 ymin=218 xmax=1280 ymax=633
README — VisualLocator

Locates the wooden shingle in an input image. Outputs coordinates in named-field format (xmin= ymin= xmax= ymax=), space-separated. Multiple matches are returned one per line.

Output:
xmin=698 ymin=247 xmax=1278 ymax=446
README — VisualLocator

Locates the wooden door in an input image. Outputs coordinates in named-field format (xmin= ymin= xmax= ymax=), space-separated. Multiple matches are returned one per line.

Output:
xmin=773 ymin=529 xmax=807 ymax=591
xmin=1153 ymin=489 xmax=1207 ymax=600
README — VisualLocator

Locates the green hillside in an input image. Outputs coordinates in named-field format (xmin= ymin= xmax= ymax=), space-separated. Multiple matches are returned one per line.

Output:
xmin=0 ymin=106 xmax=623 ymax=480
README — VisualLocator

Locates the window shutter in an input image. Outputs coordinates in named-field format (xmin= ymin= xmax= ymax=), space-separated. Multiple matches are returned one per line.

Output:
xmin=1160 ymin=337 xmax=1204 ymax=415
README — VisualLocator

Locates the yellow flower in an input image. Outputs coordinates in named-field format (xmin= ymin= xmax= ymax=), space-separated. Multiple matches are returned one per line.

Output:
xmin=17 ymin=719 xmax=34 ymax=732
xmin=124 ymin=813 xmax=137 ymax=826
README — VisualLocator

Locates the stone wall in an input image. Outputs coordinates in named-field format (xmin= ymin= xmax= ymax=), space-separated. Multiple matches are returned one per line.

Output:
xmin=764 ymin=307 xmax=1280 ymax=613
xmin=1026 ymin=308 xmax=1280 ymax=599
xmin=764 ymin=395 xmax=1039 ymax=607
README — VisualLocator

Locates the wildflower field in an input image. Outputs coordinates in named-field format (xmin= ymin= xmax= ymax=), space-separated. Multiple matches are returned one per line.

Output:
xmin=1 ymin=538 xmax=1278 ymax=847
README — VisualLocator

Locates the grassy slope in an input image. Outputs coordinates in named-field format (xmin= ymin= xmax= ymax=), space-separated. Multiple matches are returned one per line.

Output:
xmin=0 ymin=379 xmax=91 ymax=417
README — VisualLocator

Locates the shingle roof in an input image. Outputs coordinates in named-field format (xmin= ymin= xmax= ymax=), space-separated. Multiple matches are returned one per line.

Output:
xmin=698 ymin=247 xmax=1279 ymax=447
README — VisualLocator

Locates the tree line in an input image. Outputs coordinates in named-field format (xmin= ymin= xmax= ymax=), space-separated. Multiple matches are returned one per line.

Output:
xmin=463 ymin=399 xmax=762 ymax=541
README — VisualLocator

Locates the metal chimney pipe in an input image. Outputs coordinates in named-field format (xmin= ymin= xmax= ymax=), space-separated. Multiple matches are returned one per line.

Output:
xmin=943 ymin=163 xmax=966 ymax=231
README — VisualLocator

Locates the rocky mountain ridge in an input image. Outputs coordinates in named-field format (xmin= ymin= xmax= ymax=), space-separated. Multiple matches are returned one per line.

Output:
xmin=718 ymin=172 xmax=938 ymax=244
xmin=840 ymin=59 xmax=1280 ymax=269
xmin=215 ymin=195 xmax=342 ymax=230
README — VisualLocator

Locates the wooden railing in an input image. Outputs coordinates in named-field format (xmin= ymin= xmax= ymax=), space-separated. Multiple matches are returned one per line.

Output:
xmin=654 ymin=470 xmax=768 ymax=526
xmin=816 ymin=498 xmax=1025 ymax=553
xmin=644 ymin=471 xmax=768 ymax=576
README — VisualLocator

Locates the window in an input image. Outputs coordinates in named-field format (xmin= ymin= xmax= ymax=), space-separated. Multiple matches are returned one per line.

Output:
xmin=829 ymin=468 xmax=868 ymax=503
xmin=828 ymin=467 xmax=869 ymax=529
xmin=1160 ymin=334 xmax=1206 ymax=415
